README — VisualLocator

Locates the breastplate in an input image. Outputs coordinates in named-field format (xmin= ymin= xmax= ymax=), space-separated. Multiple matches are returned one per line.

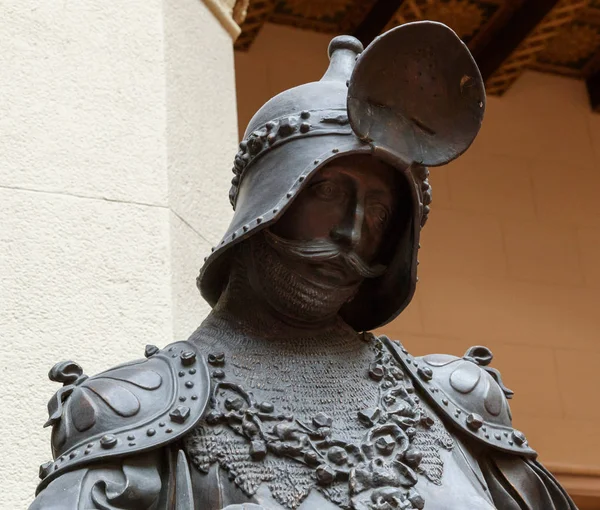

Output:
xmin=184 ymin=318 xmax=460 ymax=510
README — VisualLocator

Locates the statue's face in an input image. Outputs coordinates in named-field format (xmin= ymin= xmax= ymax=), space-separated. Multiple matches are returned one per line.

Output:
xmin=242 ymin=154 xmax=399 ymax=326
xmin=270 ymin=154 xmax=397 ymax=286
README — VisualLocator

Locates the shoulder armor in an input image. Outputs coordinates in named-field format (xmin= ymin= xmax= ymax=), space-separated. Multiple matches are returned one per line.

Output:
xmin=380 ymin=336 xmax=537 ymax=459
xmin=37 ymin=341 xmax=210 ymax=493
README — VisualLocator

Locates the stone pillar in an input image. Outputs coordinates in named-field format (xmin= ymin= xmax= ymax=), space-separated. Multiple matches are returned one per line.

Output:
xmin=0 ymin=0 xmax=239 ymax=505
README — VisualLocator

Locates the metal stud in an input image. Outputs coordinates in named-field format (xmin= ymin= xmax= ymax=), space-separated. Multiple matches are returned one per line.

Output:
xmin=466 ymin=413 xmax=484 ymax=431
xmin=180 ymin=351 xmax=196 ymax=366
xmin=147 ymin=428 xmax=156 ymax=437
xmin=100 ymin=434 xmax=118 ymax=449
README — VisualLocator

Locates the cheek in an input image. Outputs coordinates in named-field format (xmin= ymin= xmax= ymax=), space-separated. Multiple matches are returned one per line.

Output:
xmin=357 ymin=228 xmax=385 ymax=262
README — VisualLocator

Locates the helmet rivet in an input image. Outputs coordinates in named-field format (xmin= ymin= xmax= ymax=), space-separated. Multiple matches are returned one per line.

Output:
xmin=314 ymin=160 xmax=320 ymax=165
xmin=300 ymin=122 xmax=310 ymax=133
xmin=256 ymin=217 xmax=263 ymax=224
xmin=286 ymin=192 xmax=292 ymax=198
xmin=332 ymin=148 xmax=339 ymax=153
xmin=300 ymin=110 xmax=310 ymax=119
xmin=243 ymin=225 xmax=249 ymax=232
xmin=273 ymin=209 xmax=278 ymax=214
xmin=298 ymin=176 xmax=305 ymax=182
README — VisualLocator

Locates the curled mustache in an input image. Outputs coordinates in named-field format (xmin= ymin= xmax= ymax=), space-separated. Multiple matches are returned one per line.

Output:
xmin=263 ymin=229 xmax=387 ymax=279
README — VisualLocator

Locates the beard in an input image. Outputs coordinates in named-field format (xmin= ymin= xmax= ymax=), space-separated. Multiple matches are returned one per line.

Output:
xmin=245 ymin=230 xmax=386 ymax=324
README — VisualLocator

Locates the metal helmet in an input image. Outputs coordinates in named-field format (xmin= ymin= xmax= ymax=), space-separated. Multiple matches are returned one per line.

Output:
xmin=198 ymin=21 xmax=485 ymax=331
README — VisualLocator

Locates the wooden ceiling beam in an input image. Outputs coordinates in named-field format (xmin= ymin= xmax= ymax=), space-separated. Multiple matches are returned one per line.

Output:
xmin=353 ymin=0 xmax=405 ymax=47
xmin=474 ymin=0 xmax=560 ymax=82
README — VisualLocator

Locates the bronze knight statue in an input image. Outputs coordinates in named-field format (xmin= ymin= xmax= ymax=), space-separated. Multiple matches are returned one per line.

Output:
xmin=30 ymin=22 xmax=577 ymax=510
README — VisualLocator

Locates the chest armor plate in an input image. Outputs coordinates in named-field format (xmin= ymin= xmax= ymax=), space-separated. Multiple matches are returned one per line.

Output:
xmin=184 ymin=332 xmax=454 ymax=510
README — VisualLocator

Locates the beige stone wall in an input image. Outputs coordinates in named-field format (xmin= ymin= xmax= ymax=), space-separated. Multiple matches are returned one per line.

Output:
xmin=235 ymin=23 xmax=600 ymax=476
xmin=1 ymin=0 xmax=237 ymax=507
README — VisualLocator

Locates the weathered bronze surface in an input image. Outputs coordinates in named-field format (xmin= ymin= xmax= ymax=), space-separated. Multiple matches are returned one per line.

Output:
xmin=30 ymin=22 xmax=576 ymax=510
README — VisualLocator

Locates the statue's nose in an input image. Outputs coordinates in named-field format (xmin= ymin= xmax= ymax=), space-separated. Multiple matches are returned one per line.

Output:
xmin=330 ymin=200 xmax=364 ymax=249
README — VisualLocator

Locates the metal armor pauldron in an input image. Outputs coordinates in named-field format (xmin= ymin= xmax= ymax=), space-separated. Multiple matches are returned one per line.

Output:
xmin=36 ymin=341 xmax=210 ymax=494
xmin=381 ymin=336 xmax=538 ymax=458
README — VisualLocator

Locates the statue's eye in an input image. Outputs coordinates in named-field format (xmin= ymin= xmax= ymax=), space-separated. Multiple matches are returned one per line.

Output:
xmin=313 ymin=181 xmax=339 ymax=200
xmin=370 ymin=205 xmax=389 ymax=229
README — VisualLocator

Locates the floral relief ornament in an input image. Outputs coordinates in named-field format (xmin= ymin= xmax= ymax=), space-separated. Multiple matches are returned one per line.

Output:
xmin=187 ymin=337 xmax=453 ymax=510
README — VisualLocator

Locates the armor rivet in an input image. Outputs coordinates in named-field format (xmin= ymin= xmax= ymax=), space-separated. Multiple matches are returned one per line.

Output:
xmin=485 ymin=434 xmax=490 ymax=439
xmin=147 ymin=428 xmax=156 ymax=437
xmin=273 ymin=208 xmax=278 ymax=214
xmin=259 ymin=402 xmax=274 ymax=413
xmin=211 ymin=246 xmax=215 ymax=252
xmin=332 ymin=148 xmax=339 ymax=153
xmin=442 ymin=398 xmax=449 ymax=406
xmin=144 ymin=344 xmax=159 ymax=358
xmin=87 ymin=443 xmax=93 ymax=448
xmin=84 ymin=449 xmax=91 ymax=455
xmin=300 ymin=110 xmax=310 ymax=119
xmin=231 ymin=233 xmax=236 ymax=240
xmin=180 ymin=351 xmax=196 ymax=366
xmin=466 ymin=413 xmax=484 ymax=431
xmin=212 ymin=369 xmax=225 ymax=379
xmin=256 ymin=217 xmax=263 ymax=224
xmin=345 ymin=80 xmax=350 ymax=87
xmin=243 ymin=225 xmax=249 ymax=232
xmin=417 ymin=366 xmax=433 ymax=381
xmin=69 ymin=450 xmax=78 ymax=459
xmin=203 ymin=257 xmax=207 ymax=262
xmin=159 ymin=422 xmax=165 ymax=427
xmin=286 ymin=192 xmax=292 ymax=198
xmin=170 ymin=405 xmax=191 ymax=424
xmin=172 ymin=353 xmax=178 ymax=358
xmin=179 ymin=396 xmax=186 ymax=402
xmin=166 ymin=428 xmax=173 ymax=433
xmin=129 ymin=442 xmax=136 ymax=446
xmin=39 ymin=461 xmax=52 ymax=479
xmin=185 ymin=381 xmax=194 ymax=388
xmin=127 ymin=435 xmax=135 ymax=440
xmin=189 ymin=368 xmax=196 ymax=374
xmin=495 ymin=433 xmax=501 ymax=440
xmin=266 ymin=121 xmax=275 ymax=130
xmin=208 ymin=353 xmax=225 ymax=366
xmin=178 ymin=371 xmax=185 ymax=377
xmin=512 ymin=430 xmax=527 ymax=446
xmin=369 ymin=365 xmax=385 ymax=381
xmin=298 ymin=176 xmax=305 ymax=182
xmin=300 ymin=122 xmax=310 ymax=133
xmin=314 ymin=159 xmax=320 ymax=165
xmin=191 ymin=395 xmax=198 ymax=400
xmin=100 ymin=434 xmax=118 ymax=449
